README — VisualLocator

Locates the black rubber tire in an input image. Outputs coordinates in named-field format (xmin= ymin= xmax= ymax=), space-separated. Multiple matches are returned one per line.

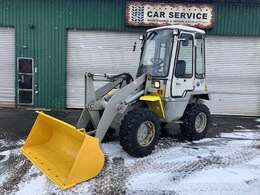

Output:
xmin=102 ymin=127 xmax=116 ymax=142
xmin=119 ymin=108 xmax=161 ymax=157
xmin=160 ymin=122 xmax=171 ymax=137
xmin=180 ymin=103 xmax=210 ymax=141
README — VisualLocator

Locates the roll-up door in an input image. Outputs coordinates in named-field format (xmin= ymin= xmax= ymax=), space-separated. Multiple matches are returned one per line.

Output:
xmin=206 ymin=36 xmax=260 ymax=115
xmin=67 ymin=32 xmax=260 ymax=115
xmin=0 ymin=28 xmax=15 ymax=107
xmin=67 ymin=31 xmax=141 ymax=108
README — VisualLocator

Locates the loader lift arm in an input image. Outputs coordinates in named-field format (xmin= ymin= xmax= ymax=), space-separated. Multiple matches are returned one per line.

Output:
xmin=77 ymin=73 xmax=146 ymax=142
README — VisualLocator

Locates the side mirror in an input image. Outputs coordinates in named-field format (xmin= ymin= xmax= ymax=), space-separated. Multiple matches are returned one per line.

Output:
xmin=139 ymin=35 xmax=144 ymax=41
xmin=132 ymin=42 xmax=137 ymax=52
xmin=172 ymin=29 xmax=179 ymax=35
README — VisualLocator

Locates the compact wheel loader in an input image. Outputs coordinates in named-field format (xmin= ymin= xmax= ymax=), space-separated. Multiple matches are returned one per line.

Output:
xmin=21 ymin=25 xmax=210 ymax=189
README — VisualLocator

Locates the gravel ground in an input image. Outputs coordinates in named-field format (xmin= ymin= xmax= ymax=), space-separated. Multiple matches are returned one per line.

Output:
xmin=1 ymin=108 xmax=260 ymax=194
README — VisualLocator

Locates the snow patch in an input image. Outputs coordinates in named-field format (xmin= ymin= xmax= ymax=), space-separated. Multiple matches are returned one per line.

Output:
xmin=255 ymin=118 xmax=260 ymax=123
xmin=180 ymin=167 xmax=258 ymax=184
xmin=173 ymin=163 xmax=260 ymax=194
xmin=236 ymin=125 xmax=245 ymax=129
xmin=127 ymin=172 xmax=173 ymax=191
xmin=0 ymin=139 xmax=8 ymax=148
xmin=0 ymin=149 xmax=22 ymax=187
xmin=101 ymin=142 xmax=138 ymax=165
xmin=127 ymin=154 xmax=260 ymax=194
xmin=234 ymin=129 xmax=259 ymax=132
xmin=16 ymin=139 xmax=25 ymax=145
xmin=14 ymin=161 xmax=92 ymax=195
xmin=153 ymin=146 xmax=208 ymax=165
xmin=220 ymin=131 xmax=257 ymax=139
xmin=0 ymin=139 xmax=24 ymax=151
xmin=0 ymin=172 xmax=9 ymax=186
xmin=246 ymin=156 xmax=260 ymax=166
xmin=101 ymin=142 xmax=123 ymax=158
xmin=0 ymin=150 xmax=11 ymax=162
xmin=192 ymin=138 xmax=213 ymax=144
xmin=15 ymin=174 xmax=47 ymax=195
xmin=126 ymin=130 xmax=260 ymax=194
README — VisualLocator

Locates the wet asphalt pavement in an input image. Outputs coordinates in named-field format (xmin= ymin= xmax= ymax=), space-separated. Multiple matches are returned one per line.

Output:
xmin=1 ymin=107 xmax=260 ymax=143
xmin=0 ymin=108 xmax=80 ymax=143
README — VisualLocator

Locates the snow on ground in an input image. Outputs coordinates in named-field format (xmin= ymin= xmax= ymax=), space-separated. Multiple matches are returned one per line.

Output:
xmin=255 ymin=118 xmax=260 ymax=123
xmin=172 ymin=157 xmax=260 ymax=195
xmin=15 ymin=168 xmax=47 ymax=195
xmin=0 ymin=150 xmax=10 ymax=184
xmin=14 ymin=166 xmax=92 ymax=195
xmin=1 ymin=129 xmax=260 ymax=194
xmin=127 ymin=158 xmax=260 ymax=195
xmin=126 ymin=129 xmax=260 ymax=194
xmin=0 ymin=138 xmax=24 ymax=186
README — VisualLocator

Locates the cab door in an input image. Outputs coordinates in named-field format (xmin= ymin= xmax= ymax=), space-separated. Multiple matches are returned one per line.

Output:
xmin=171 ymin=33 xmax=194 ymax=97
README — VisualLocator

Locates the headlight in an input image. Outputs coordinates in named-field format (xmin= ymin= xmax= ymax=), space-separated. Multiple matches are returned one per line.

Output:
xmin=154 ymin=81 xmax=160 ymax=89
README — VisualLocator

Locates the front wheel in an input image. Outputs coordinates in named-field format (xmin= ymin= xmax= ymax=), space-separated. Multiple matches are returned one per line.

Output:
xmin=119 ymin=108 xmax=160 ymax=157
xmin=180 ymin=103 xmax=210 ymax=141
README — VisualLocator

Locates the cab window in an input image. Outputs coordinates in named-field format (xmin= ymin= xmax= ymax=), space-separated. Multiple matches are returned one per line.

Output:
xmin=175 ymin=34 xmax=193 ymax=78
xmin=196 ymin=37 xmax=205 ymax=79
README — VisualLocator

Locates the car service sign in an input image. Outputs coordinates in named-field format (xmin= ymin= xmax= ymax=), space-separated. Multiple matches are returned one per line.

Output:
xmin=126 ymin=1 xmax=215 ymax=29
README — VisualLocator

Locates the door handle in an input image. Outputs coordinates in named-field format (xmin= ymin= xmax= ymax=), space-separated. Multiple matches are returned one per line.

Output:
xmin=176 ymin=82 xmax=181 ymax=86
xmin=18 ymin=75 xmax=25 ymax=83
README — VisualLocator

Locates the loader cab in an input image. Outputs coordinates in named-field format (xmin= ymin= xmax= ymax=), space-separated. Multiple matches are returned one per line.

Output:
xmin=137 ymin=25 xmax=206 ymax=98
xmin=137 ymin=29 xmax=174 ymax=77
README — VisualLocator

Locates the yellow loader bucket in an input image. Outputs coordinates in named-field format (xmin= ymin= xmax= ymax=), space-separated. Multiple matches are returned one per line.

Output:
xmin=21 ymin=111 xmax=105 ymax=190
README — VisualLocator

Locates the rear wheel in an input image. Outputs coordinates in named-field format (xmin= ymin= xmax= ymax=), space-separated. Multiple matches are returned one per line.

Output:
xmin=180 ymin=103 xmax=210 ymax=141
xmin=119 ymin=108 xmax=160 ymax=157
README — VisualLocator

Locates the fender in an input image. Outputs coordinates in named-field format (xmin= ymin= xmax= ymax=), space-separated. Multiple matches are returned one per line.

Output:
xmin=139 ymin=95 xmax=165 ymax=119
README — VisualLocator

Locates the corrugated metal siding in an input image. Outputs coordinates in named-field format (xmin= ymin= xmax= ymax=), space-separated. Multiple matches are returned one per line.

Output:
xmin=0 ymin=0 xmax=259 ymax=109
xmin=208 ymin=3 xmax=260 ymax=36
xmin=67 ymin=30 xmax=141 ymax=108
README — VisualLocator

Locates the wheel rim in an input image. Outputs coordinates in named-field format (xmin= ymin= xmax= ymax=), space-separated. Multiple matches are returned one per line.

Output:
xmin=195 ymin=112 xmax=207 ymax=133
xmin=137 ymin=121 xmax=156 ymax=147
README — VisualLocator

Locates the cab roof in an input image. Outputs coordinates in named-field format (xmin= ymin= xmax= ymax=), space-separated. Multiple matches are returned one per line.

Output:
xmin=147 ymin=25 xmax=205 ymax=35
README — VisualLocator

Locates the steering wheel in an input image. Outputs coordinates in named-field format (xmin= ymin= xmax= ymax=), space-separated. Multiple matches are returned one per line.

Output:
xmin=150 ymin=58 xmax=164 ymax=66
xmin=150 ymin=58 xmax=165 ymax=74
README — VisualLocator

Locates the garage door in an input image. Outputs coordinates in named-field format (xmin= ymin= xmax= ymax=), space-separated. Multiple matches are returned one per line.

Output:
xmin=0 ymin=28 xmax=15 ymax=106
xmin=67 ymin=31 xmax=141 ymax=108
xmin=206 ymin=36 xmax=260 ymax=116
xmin=67 ymin=32 xmax=260 ymax=115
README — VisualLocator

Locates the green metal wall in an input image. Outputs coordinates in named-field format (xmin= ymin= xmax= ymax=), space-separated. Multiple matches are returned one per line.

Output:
xmin=0 ymin=0 xmax=259 ymax=109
